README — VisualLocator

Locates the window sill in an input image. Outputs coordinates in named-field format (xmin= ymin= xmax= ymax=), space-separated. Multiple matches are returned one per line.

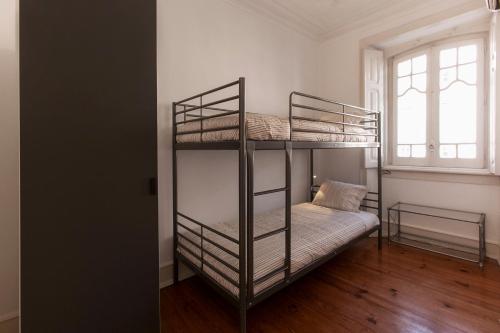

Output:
xmin=383 ymin=165 xmax=493 ymax=176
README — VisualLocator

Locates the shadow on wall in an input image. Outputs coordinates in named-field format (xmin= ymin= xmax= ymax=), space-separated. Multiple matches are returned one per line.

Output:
xmin=0 ymin=49 xmax=17 ymax=89
xmin=157 ymin=102 xmax=174 ymax=267
xmin=0 ymin=48 xmax=20 ymax=327
xmin=316 ymin=148 xmax=366 ymax=186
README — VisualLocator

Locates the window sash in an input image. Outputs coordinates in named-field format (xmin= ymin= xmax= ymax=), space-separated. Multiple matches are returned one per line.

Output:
xmin=391 ymin=37 xmax=486 ymax=169
xmin=393 ymin=49 xmax=431 ymax=167
xmin=432 ymin=39 xmax=485 ymax=169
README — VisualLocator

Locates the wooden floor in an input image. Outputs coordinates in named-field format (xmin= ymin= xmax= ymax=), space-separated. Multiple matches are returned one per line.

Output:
xmin=161 ymin=239 xmax=500 ymax=333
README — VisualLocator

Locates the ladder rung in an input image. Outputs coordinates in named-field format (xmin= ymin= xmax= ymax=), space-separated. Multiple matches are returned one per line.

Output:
xmin=254 ymin=227 xmax=288 ymax=241
xmin=254 ymin=187 xmax=288 ymax=196
xmin=254 ymin=265 xmax=289 ymax=285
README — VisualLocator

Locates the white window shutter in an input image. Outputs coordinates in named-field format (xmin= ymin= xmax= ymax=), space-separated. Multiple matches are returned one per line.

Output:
xmin=490 ymin=15 xmax=499 ymax=175
xmin=363 ymin=48 xmax=384 ymax=168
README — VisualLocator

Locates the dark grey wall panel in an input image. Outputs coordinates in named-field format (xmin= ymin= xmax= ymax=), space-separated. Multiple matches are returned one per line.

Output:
xmin=20 ymin=1 xmax=159 ymax=332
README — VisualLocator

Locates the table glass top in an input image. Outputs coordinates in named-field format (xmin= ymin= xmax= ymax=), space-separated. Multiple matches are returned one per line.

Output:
xmin=388 ymin=202 xmax=483 ymax=224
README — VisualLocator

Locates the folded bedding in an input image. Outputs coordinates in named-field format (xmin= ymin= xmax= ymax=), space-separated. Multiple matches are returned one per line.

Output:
xmin=176 ymin=112 xmax=290 ymax=143
xmin=177 ymin=202 xmax=379 ymax=297
xmin=291 ymin=114 xmax=376 ymax=142
xmin=176 ymin=112 xmax=375 ymax=143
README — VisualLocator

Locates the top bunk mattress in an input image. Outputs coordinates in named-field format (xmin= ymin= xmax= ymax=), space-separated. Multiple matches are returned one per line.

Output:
xmin=291 ymin=115 xmax=376 ymax=143
xmin=176 ymin=112 xmax=290 ymax=143
xmin=177 ymin=202 xmax=379 ymax=297
xmin=176 ymin=112 xmax=376 ymax=143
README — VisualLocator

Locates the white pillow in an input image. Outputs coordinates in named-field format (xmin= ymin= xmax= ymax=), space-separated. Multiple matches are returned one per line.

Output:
xmin=312 ymin=180 xmax=368 ymax=212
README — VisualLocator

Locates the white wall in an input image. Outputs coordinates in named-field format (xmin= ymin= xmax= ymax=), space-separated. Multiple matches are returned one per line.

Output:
xmin=318 ymin=10 xmax=500 ymax=260
xmin=0 ymin=0 xmax=19 ymax=324
xmin=157 ymin=0 xmax=320 ymax=267
xmin=316 ymin=33 xmax=366 ymax=187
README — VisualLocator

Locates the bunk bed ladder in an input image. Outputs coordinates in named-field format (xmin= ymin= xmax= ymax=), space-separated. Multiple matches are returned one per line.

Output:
xmin=246 ymin=141 xmax=292 ymax=305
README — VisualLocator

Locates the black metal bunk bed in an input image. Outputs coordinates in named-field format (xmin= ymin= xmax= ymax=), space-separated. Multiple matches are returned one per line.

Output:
xmin=172 ymin=77 xmax=382 ymax=333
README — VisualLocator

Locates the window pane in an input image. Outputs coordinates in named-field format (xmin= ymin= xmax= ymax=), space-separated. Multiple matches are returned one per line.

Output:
xmin=440 ymin=48 xmax=457 ymax=68
xmin=397 ymin=89 xmax=426 ymax=144
xmin=440 ymin=67 xmax=456 ymax=89
xmin=412 ymin=73 xmax=426 ymax=92
xmin=458 ymin=144 xmax=477 ymax=159
xmin=397 ymin=76 xmax=411 ymax=95
xmin=458 ymin=63 xmax=477 ymax=84
xmin=440 ymin=145 xmax=456 ymax=158
xmin=440 ymin=82 xmax=477 ymax=144
xmin=412 ymin=55 xmax=427 ymax=73
xmin=458 ymin=45 xmax=476 ymax=64
xmin=411 ymin=145 xmax=426 ymax=158
xmin=398 ymin=145 xmax=411 ymax=157
xmin=395 ymin=41 xmax=482 ymax=165
xmin=398 ymin=59 xmax=411 ymax=77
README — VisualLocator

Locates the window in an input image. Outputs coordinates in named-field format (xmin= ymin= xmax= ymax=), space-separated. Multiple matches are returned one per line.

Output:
xmin=391 ymin=38 xmax=486 ymax=169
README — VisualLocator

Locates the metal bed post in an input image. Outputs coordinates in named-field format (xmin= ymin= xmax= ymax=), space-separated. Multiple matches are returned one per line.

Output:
xmin=199 ymin=96 xmax=203 ymax=143
xmin=377 ymin=112 xmax=383 ymax=250
xmin=238 ymin=77 xmax=248 ymax=333
xmin=289 ymin=92 xmax=293 ymax=142
xmin=246 ymin=141 xmax=255 ymax=301
xmin=309 ymin=149 xmax=314 ymax=201
xmin=285 ymin=141 xmax=292 ymax=281
xmin=387 ymin=208 xmax=391 ymax=245
xmin=172 ymin=102 xmax=179 ymax=283
xmin=480 ymin=214 xmax=486 ymax=269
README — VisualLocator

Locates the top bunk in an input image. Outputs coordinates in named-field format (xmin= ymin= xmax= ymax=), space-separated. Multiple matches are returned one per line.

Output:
xmin=172 ymin=78 xmax=381 ymax=150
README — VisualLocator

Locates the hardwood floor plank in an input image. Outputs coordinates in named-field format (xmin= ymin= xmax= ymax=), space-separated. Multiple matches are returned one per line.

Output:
xmin=161 ymin=239 xmax=500 ymax=333
xmin=322 ymin=263 xmax=494 ymax=332
xmin=342 ymin=241 xmax=500 ymax=310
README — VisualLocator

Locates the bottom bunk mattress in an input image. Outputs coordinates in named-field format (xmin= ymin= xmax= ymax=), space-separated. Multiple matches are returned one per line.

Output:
xmin=177 ymin=202 xmax=379 ymax=297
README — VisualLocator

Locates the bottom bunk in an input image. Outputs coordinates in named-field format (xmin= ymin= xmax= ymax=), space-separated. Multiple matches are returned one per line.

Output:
xmin=176 ymin=202 xmax=380 ymax=299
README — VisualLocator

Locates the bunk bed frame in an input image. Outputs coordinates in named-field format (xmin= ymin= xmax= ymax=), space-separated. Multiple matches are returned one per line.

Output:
xmin=172 ymin=77 xmax=382 ymax=333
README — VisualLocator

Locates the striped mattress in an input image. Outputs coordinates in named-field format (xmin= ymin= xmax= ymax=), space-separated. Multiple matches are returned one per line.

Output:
xmin=177 ymin=202 xmax=379 ymax=298
xmin=291 ymin=117 xmax=375 ymax=143
xmin=176 ymin=113 xmax=290 ymax=143
xmin=175 ymin=112 xmax=375 ymax=143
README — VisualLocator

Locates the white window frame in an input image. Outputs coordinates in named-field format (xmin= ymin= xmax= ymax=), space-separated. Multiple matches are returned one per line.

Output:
xmin=392 ymin=48 xmax=431 ymax=167
xmin=390 ymin=36 xmax=488 ymax=170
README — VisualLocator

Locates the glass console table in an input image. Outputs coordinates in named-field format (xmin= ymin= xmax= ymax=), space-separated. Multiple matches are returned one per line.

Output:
xmin=387 ymin=202 xmax=486 ymax=268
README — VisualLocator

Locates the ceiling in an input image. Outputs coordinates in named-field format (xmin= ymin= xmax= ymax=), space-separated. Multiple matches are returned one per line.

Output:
xmin=232 ymin=0 xmax=487 ymax=40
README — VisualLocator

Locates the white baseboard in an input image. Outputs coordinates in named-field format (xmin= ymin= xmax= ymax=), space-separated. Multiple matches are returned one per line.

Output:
xmin=159 ymin=260 xmax=195 ymax=289
xmin=159 ymin=261 xmax=174 ymax=288
xmin=0 ymin=316 xmax=18 ymax=333
xmin=0 ymin=312 xmax=18 ymax=324
xmin=0 ymin=312 xmax=19 ymax=333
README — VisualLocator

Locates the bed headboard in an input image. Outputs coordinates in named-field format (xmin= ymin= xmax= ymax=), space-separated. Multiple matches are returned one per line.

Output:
xmin=173 ymin=78 xmax=245 ymax=146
